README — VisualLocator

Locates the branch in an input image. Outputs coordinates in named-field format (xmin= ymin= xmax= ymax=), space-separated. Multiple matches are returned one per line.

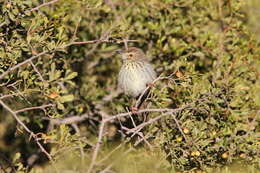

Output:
xmin=46 ymin=107 xmax=187 ymax=126
xmin=0 ymin=50 xmax=49 ymax=80
xmin=30 ymin=60 xmax=45 ymax=82
xmin=0 ymin=89 xmax=40 ymax=100
xmin=172 ymin=115 xmax=188 ymax=142
xmin=0 ymin=39 xmax=138 ymax=81
xmin=0 ymin=100 xmax=53 ymax=161
xmin=125 ymin=111 xmax=173 ymax=135
xmin=15 ymin=104 xmax=54 ymax=114
xmin=50 ymin=114 xmax=89 ymax=125
xmin=68 ymin=39 xmax=139 ymax=46
xmin=86 ymin=105 xmax=190 ymax=173
xmin=87 ymin=119 xmax=106 ymax=173
xmin=25 ymin=0 xmax=59 ymax=13
xmin=105 ymin=107 xmax=180 ymax=122
xmin=72 ymin=17 xmax=82 ymax=40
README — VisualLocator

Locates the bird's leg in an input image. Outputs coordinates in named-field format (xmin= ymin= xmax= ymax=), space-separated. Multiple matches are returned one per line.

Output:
xmin=131 ymin=82 xmax=155 ymax=113
xmin=130 ymin=97 xmax=139 ymax=113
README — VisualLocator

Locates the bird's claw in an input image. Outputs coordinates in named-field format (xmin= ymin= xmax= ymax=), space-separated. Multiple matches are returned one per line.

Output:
xmin=147 ymin=83 xmax=154 ymax=88
xmin=130 ymin=106 xmax=138 ymax=114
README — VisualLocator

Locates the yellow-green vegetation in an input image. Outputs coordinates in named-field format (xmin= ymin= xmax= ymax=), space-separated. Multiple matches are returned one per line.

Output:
xmin=0 ymin=0 xmax=259 ymax=173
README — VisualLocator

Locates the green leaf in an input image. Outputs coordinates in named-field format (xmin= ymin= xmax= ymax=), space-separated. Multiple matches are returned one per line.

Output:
xmin=57 ymin=101 xmax=65 ymax=110
xmin=49 ymin=63 xmax=62 ymax=81
xmin=65 ymin=72 xmax=78 ymax=80
xmin=58 ymin=94 xmax=74 ymax=103
xmin=13 ymin=152 xmax=21 ymax=162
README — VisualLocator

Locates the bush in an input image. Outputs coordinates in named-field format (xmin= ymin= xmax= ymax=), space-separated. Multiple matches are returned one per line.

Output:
xmin=0 ymin=0 xmax=259 ymax=172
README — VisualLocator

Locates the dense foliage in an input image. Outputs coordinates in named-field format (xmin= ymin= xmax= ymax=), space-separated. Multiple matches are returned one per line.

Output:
xmin=0 ymin=0 xmax=259 ymax=172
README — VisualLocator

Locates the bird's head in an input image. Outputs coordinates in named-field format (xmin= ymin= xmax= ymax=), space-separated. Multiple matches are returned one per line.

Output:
xmin=118 ymin=47 xmax=146 ymax=62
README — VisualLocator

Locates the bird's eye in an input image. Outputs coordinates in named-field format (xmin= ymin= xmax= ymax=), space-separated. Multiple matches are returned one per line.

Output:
xmin=129 ymin=53 xmax=133 ymax=57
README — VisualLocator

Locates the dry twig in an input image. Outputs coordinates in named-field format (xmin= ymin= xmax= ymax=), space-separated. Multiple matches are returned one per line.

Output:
xmin=25 ymin=0 xmax=59 ymax=13
xmin=49 ymin=113 xmax=90 ymax=125
xmin=87 ymin=120 xmax=106 ymax=173
xmin=0 ymin=100 xmax=53 ymax=161
xmin=15 ymin=104 xmax=53 ymax=114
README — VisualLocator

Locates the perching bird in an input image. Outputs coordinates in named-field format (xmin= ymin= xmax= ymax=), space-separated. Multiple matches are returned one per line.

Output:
xmin=118 ymin=47 xmax=156 ymax=110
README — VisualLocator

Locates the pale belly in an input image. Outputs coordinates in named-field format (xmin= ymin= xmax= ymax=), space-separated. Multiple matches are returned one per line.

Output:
xmin=118 ymin=62 xmax=156 ymax=97
xmin=124 ymin=73 xmax=147 ymax=97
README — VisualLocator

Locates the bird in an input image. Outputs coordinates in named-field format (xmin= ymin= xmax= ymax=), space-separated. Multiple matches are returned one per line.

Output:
xmin=118 ymin=47 xmax=156 ymax=110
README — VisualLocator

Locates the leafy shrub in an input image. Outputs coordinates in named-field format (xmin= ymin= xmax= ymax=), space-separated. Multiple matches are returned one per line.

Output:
xmin=0 ymin=0 xmax=259 ymax=172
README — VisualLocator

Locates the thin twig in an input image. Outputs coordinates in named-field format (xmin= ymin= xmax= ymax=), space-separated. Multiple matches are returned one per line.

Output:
xmin=0 ymin=39 xmax=138 ymax=80
xmin=125 ymin=109 xmax=153 ymax=148
xmin=87 ymin=120 xmax=106 ymax=173
xmin=72 ymin=17 xmax=82 ymax=40
xmin=49 ymin=113 xmax=90 ymax=125
xmin=46 ymin=103 xmax=180 ymax=126
xmin=128 ymin=109 xmax=137 ymax=127
xmin=124 ymin=126 xmax=153 ymax=149
xmin=71 ymin=123 xmax=85 ymax=164
xmin=15 ymin=104 xmax=54 ymax=114
xmin=30 ymin=60 xmax=45 ymax=81
xmin=69 ymin=39 xmax=138 ymax=46
xmin=171 ymin=115 xmax=188 ymax=142
xmin=6 ymin=80 xmax=22 ymax=88
xmin=106 ymin=107 xmax=180 ymax=122
xmin=0 ymin=100 xmax=53 ymax=161
xmin=134 ymin=132 xmax=153 ymax=147
xmin=125 ymin=111 xmax=173 ymax=135
xmin=26 ymin=0 xmax=59 ymax=13
xmin=0 ymin=89 xmax=39 ymax=100
xmin=99 ymin=165 xmax=114 ymax=173
xmin=0 ymin=50 xmax=49 ymax=80
xmin=123 ymin=38 xmax=129 ymax=50
xmin=85 ymin=23 xmax=114 ymax=56
xmin=97 ymin=143 xmax=123 ymax=165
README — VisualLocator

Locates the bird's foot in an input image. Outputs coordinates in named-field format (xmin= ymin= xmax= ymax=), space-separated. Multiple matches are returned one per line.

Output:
xmin=130 ymin=106 xmax=138 ymax=114
xmin=147 ymin=82 xmax=154 ymax=88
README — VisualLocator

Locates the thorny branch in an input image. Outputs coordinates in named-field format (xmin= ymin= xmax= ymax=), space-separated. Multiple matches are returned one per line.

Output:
xmin=125 ymin=106 xmax=189 ymax=135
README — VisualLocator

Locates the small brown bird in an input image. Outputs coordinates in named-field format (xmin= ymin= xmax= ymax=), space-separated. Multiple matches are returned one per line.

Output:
xmin=118 ymin=47 xmax=156 ymax=109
